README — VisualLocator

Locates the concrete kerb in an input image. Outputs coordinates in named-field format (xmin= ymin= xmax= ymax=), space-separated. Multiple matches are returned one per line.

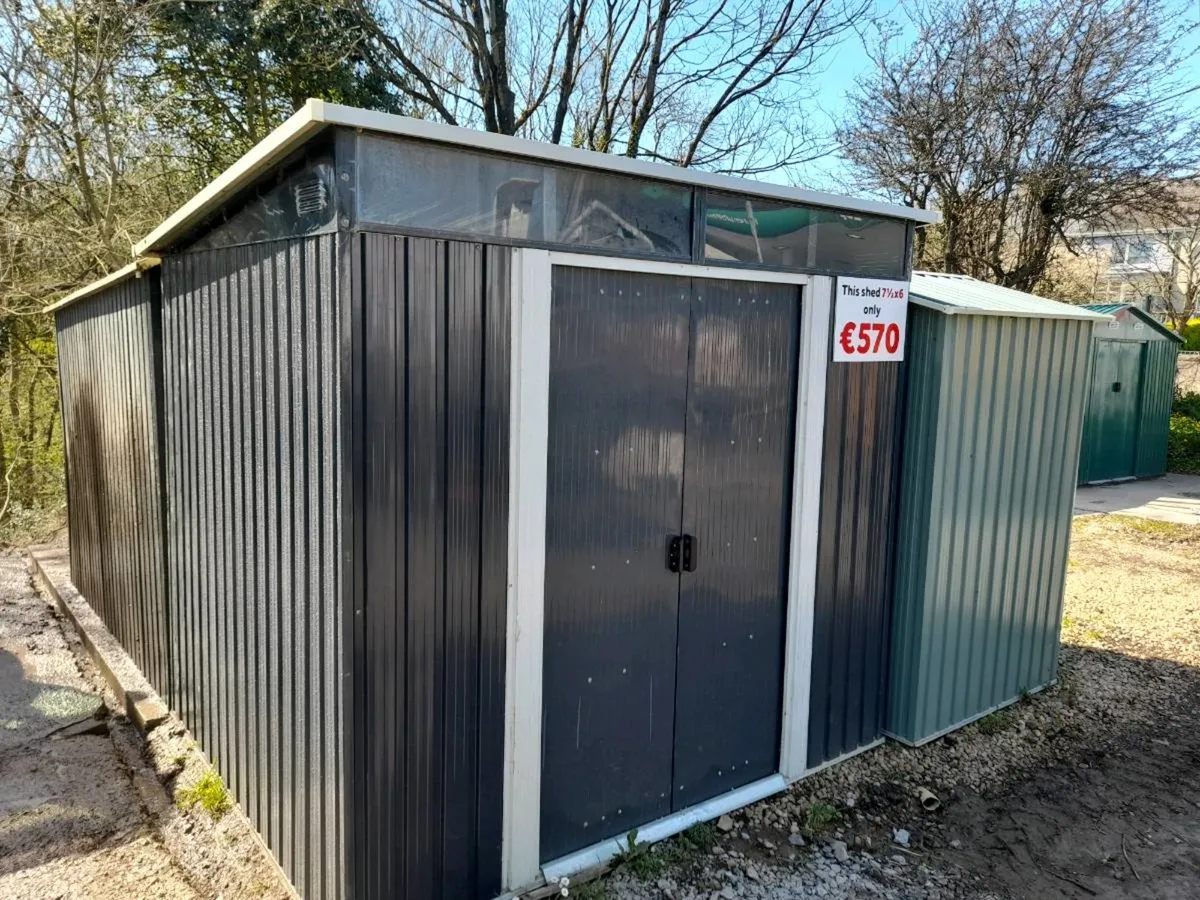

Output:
xmin=25 ymin=547 xmax=302 ymax=900
xmin=27 ymin=546 xmax=170 ymax=731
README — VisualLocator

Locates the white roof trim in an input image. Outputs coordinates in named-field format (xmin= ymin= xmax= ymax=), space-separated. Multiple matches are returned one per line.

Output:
xmin=134 ymin=98 xmax=939 ymax=254
xmin=45 ymin=257 xmax=162 ymax=314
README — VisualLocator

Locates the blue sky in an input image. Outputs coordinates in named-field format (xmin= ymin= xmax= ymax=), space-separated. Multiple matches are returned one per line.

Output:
xmin=796 ymin=0 xmax=1200 ymax=194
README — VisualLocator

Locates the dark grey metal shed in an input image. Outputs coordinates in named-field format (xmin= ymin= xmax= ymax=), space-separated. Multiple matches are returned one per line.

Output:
xmin=51 ymin=99 xmax=939 ymax=900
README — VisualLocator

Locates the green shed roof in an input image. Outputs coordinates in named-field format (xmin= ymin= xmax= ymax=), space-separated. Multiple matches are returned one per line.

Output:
xmin=1081 ymin=303 xmax=1184 ymax=343
xmin=910 ymin=272 xmax=1111 ymax=321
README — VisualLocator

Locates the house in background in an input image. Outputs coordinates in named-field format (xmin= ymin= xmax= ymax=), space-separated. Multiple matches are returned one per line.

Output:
xmin=1068 ymin=180 xmax=1200 ymax=325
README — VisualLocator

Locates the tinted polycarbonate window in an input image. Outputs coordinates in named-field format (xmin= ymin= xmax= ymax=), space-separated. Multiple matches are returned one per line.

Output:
xmin=553 ymin=168 xmax=691 ymax=256
xmin=358 ymin=134 xmax=692 ymax=258
xmin=704 ymin=191 xmax=907 ymax=277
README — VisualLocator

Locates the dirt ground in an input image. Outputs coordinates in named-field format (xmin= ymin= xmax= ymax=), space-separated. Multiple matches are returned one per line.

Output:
xmin=0 ymin=552 xmax=290 ymax=900
xmin=4 ymin=514 xmax=1198 ymax=900
xmin=578 ymin=514 xmax=1200 ymax=900
xmin=0 ymin=552 xmax=199 ymax=899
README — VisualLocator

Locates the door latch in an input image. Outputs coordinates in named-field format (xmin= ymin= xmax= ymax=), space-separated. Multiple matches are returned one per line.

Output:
xmin=681 ymin=534 xmax=697 ymax=572
xmin=667 ymin=535 xmax=682 ymax=573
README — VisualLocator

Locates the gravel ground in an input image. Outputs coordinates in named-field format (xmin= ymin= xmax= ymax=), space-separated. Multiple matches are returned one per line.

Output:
xmin=561 ymin=514 xmax=1200 ymax=900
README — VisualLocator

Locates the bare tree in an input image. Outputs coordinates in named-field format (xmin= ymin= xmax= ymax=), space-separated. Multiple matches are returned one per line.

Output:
xmin=837 ymin=0 xmax=1200 ymax=292
xmin=351 ymin=0 xmax=869 ymax=174
xmin=0 ymin=0 xmax=186 ymax=530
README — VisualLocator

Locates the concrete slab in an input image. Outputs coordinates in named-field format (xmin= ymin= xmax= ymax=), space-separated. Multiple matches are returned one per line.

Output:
xmin=1074 ymin=473 xmax=1200 ymax=525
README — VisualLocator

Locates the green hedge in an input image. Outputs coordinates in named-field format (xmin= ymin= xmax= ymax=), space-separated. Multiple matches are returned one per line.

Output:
xmin=1169 ymin=391 xmax=1200 ymax=474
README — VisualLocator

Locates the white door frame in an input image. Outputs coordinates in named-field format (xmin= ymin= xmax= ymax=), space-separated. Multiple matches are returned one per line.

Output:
xmin=500 ymin=250 xmax=832 ymax=892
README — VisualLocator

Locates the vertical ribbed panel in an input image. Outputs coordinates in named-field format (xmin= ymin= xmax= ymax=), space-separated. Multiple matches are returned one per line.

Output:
xmin=807 ymin=358 xmax=903 ymax=767
xmin=355 ymin=233 xmax=509 ymax=900
xmin=1135 ymin=339 xmax=1178 ymax=478
xmin=161 ymin=236 xmax=344 ymax=900
xmin=889 ymin=310 xmax=1093 ymax=744
xmin=541 ymin=266 xmax=691 ymax=862
xmin=55 ymin=272 xmax=170 ymax=694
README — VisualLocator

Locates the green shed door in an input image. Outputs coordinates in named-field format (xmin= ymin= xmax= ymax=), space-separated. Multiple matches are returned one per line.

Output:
xmin=1086 ymin=340 xmax=1143 ymax=482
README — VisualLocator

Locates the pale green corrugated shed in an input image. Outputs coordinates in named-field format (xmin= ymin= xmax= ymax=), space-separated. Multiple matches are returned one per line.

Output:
xmin=1078 ymin=303 xmax=1183 ymax=484
xmin=888 ymin=273 xmax=1105 ymax=745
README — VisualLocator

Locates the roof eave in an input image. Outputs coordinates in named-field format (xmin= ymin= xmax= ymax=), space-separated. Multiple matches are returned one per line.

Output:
xmin=44 ymin=256 xmax=163 ymax=315
xmin=133 ymin=99 xmax=330 ymax=255
xmin=909 ymin=293 xmax=1113 ymax=322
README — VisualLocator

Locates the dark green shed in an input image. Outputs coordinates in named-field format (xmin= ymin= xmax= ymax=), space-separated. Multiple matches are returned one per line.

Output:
xmin=1078 ymin=304 xmax=1183 ymax=485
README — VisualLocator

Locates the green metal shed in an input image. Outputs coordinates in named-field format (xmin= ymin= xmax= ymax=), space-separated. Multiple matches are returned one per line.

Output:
xmin=887 ymin=273 xmax=1108 ymax=745
xmin=1077 ymin=304 xmax=1183 ymax=485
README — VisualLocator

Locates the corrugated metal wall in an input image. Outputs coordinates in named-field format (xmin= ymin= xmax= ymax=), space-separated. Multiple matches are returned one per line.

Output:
xmin=808 ymin=359 xmax=903 ymax=768
xmin=352 ymin=233 xmax=509 ymax=900
xmin=1135 ymin=339 xmax=1179 ymax=478
xmin=160 ymin=236 xmax=344 ymax=900
xmin=889 ymin=308 xmax=1092 ymax=745
xmin=55 ymin=272 xmax=170 ymax=693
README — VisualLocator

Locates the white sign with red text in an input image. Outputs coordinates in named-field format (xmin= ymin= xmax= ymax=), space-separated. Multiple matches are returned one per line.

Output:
xmin=832 ymin=277 xmax=909 ymax=362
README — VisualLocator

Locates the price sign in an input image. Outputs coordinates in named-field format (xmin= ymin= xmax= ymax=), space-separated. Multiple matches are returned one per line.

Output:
xmin=832 ymin=277 xmax=909 ymax=362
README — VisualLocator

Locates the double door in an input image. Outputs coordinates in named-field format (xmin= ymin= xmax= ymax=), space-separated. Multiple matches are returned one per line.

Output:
xmin=540 ymin=266 xmax=800 ymax=861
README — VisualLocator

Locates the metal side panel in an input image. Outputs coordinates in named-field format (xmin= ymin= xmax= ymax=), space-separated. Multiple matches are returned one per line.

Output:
xmin=54 ymin=272 xmax=170 ymax=694
xmin=355 ymin=233 xmax=510 ymax=900
xmin=674 ymin=279 xmax=798 ymax=805
xmin=1135 ymin=339 xmax=1179 ymax=478
xmin=807 ymin=358 xmax=902 ymax=768
xmin=890 ymin=314 xmax=1092 ymax=744
xmin=541 ymin=266 xmax=691 ymax=863
xmin=160 ymin=235 xmax=344 ymax=900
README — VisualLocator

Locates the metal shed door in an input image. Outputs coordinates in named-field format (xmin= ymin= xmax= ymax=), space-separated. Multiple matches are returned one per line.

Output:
xmin=673 ymin=279 xmax=798 ymax=807
xmin=1088 ymin=340 xmax=1143 ymax=481
xmin=541 ymin=268 xmax=798 ymax=862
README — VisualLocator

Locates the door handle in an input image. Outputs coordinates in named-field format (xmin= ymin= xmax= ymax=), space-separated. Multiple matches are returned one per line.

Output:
xmin=681 ymin=534 xmax=697 ymax=572
xmin=667 ymin=535 xmax=682 ymax=573
xmin=1112 ymin=381 xmax=1122 ymax=393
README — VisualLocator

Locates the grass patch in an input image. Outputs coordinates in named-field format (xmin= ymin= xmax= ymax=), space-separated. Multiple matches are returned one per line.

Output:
xmin=176 ymin=768 xmax=232 ymax=818
xmin=1110 ymin=514 xmax=1193 ymax=538
xmin=977 ymin=708 xmax=1014 ymax=735
xmin=679 ymin=822 xmax=719 ymax=854
xmin=803 ymin=802 xmax=839 ymax=836
xmin=613 ymin=829 xmax=662 ymax=880
xmin=611 ymin=821 xmax=722 ymax=882
xmin=568 ymin=881 xmax=610 ymax=900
